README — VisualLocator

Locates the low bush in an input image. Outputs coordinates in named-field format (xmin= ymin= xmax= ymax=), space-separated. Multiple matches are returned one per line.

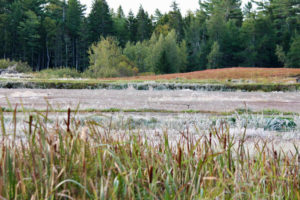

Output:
xmin=35 ymin=68 xmax=82 ymax=79
xmin=87 ymin=37 xmax=138 ymax=78
xmin=0 ymin=59 xmax=32 ymax=73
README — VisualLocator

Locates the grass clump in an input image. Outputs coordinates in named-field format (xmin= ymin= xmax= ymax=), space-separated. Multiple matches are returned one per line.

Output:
xmin=0 ymin=110 xmax=299 ymax=199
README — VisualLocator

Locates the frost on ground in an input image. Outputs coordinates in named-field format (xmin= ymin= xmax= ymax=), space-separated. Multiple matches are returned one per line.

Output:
xmin=1 ymin=88 xmax=299 ymax=155
xmin=1 ymin=88 xmax=300 ymax=113
xmin=2 ymin=112 xmax=300 ymax=155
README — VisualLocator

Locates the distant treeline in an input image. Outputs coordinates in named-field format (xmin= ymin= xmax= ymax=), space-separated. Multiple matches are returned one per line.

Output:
xmin=0 ymin=0 xmax=299 ymax=75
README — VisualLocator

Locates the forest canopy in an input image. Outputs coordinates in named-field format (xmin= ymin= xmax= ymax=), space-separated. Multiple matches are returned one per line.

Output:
xmin=0 ymin=0 xmax=299 ymax=77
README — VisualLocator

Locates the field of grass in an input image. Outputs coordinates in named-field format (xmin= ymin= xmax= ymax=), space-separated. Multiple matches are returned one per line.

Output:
xmin=0 ymin=108 xmax=299 ymax=199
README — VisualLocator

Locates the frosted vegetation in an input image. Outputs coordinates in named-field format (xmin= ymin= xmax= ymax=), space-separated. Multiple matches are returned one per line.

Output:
xmin=1 ymin=108 xmax=299 ymax=198
xmin=3 ymin=111 xmax=299 ymax=141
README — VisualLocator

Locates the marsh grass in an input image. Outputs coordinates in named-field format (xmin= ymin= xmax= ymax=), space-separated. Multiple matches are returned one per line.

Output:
xmin=0 ymin=108 xmax=299 ymax=199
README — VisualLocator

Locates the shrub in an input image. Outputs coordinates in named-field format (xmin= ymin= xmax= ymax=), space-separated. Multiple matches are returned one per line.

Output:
xmin=35 ymin=68 xmax=82 ymax=79
xmin=87 ymin=37 xmax=138 ymax=78
xmin=0 ymin=59 xmax=12 ymax=69
xmin=117 ymin=56 xmax=139 ymax=77
xmin=0 ymin=59 xmax=32 ymax=73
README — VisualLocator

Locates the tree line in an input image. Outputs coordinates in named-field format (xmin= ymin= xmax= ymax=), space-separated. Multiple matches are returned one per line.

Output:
xmin=0 ymin=0 xmax=299 ymax=76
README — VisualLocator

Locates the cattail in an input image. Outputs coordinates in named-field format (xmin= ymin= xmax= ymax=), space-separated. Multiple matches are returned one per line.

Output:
xmin=67 ymin=108 xmax=71 ymax=132
xmin=274 ymin=151 xmax=278 ymax=161
xmin=223 ymin=135 xmax=227 ymax=150
xmin=148 ymin=166 xmax=153 ymax=184
xmin=29 ymin=115 xmax=33 ymax=135
xmin=177 ymin=146 xmax=182 ymax=169
xmin=209 ymin=131 xmax=212 ymax=147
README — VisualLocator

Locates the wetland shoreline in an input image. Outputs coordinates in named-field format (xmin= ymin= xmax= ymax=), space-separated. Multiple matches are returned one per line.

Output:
xmin=1 ymin=79 xmax=300 ymax=92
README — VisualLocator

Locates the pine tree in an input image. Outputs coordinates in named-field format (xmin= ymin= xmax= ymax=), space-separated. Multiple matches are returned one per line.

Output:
xmin=44 ymin=0 xmax=65 ymax=68
xmin=88 ymin=0 xmax=113 ymax=43
xmin=222 ymin=20 xmax=243 ymax=67
xmin=286 ymin=35 xmax=300 ymax=68
xmin=168 ymin=1 xmax=185 ymax=40
xmin=0 ymin=0 xmax=9 ymax=58
xmin=66 ymin=0 xmax=84 ymax=69
xmin=156 ymin=50 xmax=171 ymax=74
xmin=184 ymin=10 xmax=209 ymax=71
xmin=153 ymin=9 xmax=163 ymax=23
xmin=18 ymin=10 xmax=41 ymax=69
xmin=269 ymin=0 xmax=300 ymax=52
xmin=127 ymin=10 xmax=137 ymax=42
xmin=43 ymin=16 xmax=57 ymax=69
xmin=136 ymin=6 xmax=152 ymax=41
xmin=112 ymin=6 xmax=129 ymax=47
xmin=223 ymin=0 xmax=243 ymax=26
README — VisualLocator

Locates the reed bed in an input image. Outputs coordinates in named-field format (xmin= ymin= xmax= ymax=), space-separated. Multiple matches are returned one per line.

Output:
xmin=0 ymin=108 xmax=299 ymax=199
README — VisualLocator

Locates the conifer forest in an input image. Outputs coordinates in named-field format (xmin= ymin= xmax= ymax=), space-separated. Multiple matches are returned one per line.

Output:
xmin=0 ymin=0 xmax=299 ymax=76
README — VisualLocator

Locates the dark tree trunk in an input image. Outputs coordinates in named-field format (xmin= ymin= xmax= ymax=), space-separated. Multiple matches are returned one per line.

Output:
xmin=47 ymin=44 xmax=50 ymax=69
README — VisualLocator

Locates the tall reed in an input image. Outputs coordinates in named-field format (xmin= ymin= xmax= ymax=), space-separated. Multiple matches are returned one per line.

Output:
xmin=0 ymin=109 xmax=299 ymax=199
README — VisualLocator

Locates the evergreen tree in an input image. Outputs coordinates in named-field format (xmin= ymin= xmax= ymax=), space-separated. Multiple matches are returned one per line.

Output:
xmin=18 ymin=10 xmax=41 ymax=69
xmin=207 ymin=7 xmax=226 ymax=42
xmin=222 ymin=20 xmax=243 ymax=67
xmin=136 ymin=6 xmax=152 ymax=41
xmin=153 ymin=9 xmax=163 ymax=23
xmin=184 ymin=10 xmax=209 ymax=71
xmin=112 ymin=6 xmax=129 ymax=46
xmin=286 ymin=35 xmax=300 ymax=68
xmin=157 ymin=50 xmax=171 ymax=74
xmin=0 ymin=0 xmax=9 ymax=58
xmin=269 ymin=0 xmax=300 ymax=53
xmin=88 ymin=0 xmax=113 ymax=43
xmin=223 ymin=0 xmax=243 ymax=26
xmin=44 ymin=0 xmax=65 ymax=68
xmin=66 ymin=0 xmax=85 ymax=69
xmin=127 ymin=10 xmax=137 ymax=42
xmin=168 ymin=1 xmax=185 ymax=40
xmin=43 ymin=16 xmax=57 ymax=69
xmin=240 ymin=17 xmax=257 ymax=67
